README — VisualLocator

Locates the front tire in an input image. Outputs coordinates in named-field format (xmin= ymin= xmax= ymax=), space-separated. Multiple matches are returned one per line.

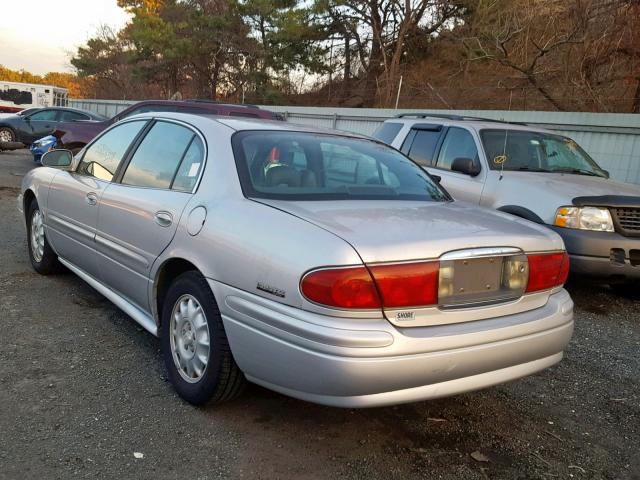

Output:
xmin=0 ymin=126 xmax=16 ymax=143
xmin=27 ymin=199 xmax=60 ymax=275
xmin=161 ymin=271 xmax=246 ymax=405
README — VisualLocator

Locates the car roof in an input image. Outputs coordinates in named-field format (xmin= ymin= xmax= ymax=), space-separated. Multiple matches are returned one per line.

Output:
xmin=124 ymin=99 xmax=278 ymax=118
xmin=384 ymin=115 xmax=552 ymax=135
xmin=33 ymin=106 xmax=106 ymax=120
xmin=125 ymin=111 xmax=366 ymax=138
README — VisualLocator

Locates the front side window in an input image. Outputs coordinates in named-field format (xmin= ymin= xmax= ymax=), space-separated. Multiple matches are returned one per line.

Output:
xmin=436 ymin=127 xmax=479 ymax=171
xmin=77 ymin=121 xmax=146 ymax=182
xmin=121 ymin=121 xmax=195 ymax=189
xmin=233 ymin=131 xmax=449 ymax=201
xmin=481 ymin=129 xmax=607 ymax=177
xmin=28 ymin=110 xmax=58 ymax=121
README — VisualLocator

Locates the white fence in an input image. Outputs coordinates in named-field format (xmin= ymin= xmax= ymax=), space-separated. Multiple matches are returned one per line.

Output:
xmin=70 ymin=99 xmax=640 ymax=185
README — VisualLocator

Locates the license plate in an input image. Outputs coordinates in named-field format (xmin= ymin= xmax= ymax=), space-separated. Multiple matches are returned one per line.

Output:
xmin=438 ymin=254 xmax=528 ymax=308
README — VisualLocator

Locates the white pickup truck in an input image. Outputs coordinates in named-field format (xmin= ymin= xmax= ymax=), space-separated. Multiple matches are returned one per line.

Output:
xmin=373 ymin=114 xmax=640 ymax=294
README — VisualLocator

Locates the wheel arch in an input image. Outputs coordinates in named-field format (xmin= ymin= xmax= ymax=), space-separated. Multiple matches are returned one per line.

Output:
xmin=497 ymin=205 xmax=544 ymax=224
xmin=153 ymin=257 xmax=204 ymax=328
xmin=23 ymin=189 xmax=36 ymax=219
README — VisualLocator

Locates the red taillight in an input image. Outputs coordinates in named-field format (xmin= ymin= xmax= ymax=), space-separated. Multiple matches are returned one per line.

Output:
xmin=301 ymin=262 xmax=439 ymax=310
xmin=526 ymin=252 xmax=570 ymax=293
xmin=301 ymin=266 xmax=381 ymax=309
xmin=368 ymin=261 xmax=439 ymax=308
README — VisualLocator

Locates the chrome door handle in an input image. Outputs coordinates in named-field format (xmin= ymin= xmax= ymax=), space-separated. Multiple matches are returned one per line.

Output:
xmin=86 ymin=192 xmax=98 ymax=206
xmin=154 ymin=211 xmax=173 ymax=227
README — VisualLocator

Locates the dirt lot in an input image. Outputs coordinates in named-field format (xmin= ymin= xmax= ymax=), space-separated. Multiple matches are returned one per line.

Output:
xmin=0 ymin=149 xmax=638 ymax=480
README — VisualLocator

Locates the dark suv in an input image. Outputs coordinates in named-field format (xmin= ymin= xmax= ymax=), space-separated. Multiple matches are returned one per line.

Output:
xmin=55 ymin=100 xmax=282 ymax=153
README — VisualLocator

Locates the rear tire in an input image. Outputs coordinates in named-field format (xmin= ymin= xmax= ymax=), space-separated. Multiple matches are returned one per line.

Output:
xmin=160 ymin=271 xmax=246 ymax=405
xmin=26 ymin=199 xmax=60 ymax=275
xmin=0 ymin=126 xmax=16 ymax=143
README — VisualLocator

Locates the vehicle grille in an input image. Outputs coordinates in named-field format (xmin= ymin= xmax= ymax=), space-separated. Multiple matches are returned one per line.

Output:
xmin=612 ymin=208 xmax=640 ymax=236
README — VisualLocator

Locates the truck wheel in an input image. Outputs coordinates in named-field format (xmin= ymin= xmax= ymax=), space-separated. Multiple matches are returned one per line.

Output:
xmin=0 ymin=127 xmax=16 ymax=143
xmin=160 ymin=271 xmax=246 ymax=405
xmin=27 ymin=199 xmax=60 ymax=275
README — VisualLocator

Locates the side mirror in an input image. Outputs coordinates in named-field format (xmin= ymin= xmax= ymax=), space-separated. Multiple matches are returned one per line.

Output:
xmin=451 ymin=157 xmax=481 ymax=177
xmin=42 ymin=149 xmax=73 ymax=168
xmin=430 ymin=174 xmax=442 ymax=184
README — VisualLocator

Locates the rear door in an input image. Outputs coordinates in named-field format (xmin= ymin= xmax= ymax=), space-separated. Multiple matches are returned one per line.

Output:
xmin=95 ymin=120 xmax=206 ymax=312
xmin=427 ymin=126 xmax=485 ymax=203
xmin=45 ymin=120 xmax=148 ymax=278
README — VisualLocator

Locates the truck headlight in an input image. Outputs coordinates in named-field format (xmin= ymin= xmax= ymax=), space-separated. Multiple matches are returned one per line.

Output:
xmin=554 ymin=206 xmax=614 ymax=232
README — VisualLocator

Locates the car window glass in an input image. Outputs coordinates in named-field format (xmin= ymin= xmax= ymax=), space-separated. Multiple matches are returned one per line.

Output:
xmin=172 ymin=136 xmax=205 ymax=192
xmin=77 ymin=121 xmax=146 ymax=182
xmin=234 ymin=131 xmax=448 ymax=201
xmin=481 ymin=129 xmax=606 ymax=175
xmin=407 ymin=130 xmax=441 ymax=166
xmin=436 ymin=127 xmax=479 ymax=171
xmin=372 ymin=122 xmax=403 ymax=144
xmin=28 ymin=110 xmax=58 ymax=121
xmin=59 ymin=111 xmax=89 ymax=122
xmin=122 ymin=121 xmax=194 ymax=189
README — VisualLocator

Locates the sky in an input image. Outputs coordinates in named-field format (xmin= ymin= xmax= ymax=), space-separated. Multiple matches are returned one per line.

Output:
xmin=0 ymin=0 xmax=130 ymax=75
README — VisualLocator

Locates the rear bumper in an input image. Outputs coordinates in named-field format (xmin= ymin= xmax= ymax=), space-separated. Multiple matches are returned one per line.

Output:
xmin=549 ymin=226 xmax=640 ymax=281
xmin=211 ymin=280 xmax=574 ymax=408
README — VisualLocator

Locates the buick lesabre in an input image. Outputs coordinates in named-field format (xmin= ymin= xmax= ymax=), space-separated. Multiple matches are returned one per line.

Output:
xmin=19 ymin=113 xmax=574 ymax=407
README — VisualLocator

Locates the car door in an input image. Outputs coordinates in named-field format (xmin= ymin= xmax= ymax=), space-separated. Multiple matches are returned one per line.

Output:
xmin=45 ymin=120 xmax=148 ymax=278
xmin=95 ymin=120 xmax=205 ymax=312
xmin=23 ymin=109 xmax=60 ymax=143
xmin=427 ymin=126 xmax=485 ymax=203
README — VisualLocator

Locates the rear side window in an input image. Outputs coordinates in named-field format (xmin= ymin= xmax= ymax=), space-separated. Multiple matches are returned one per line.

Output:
xmin=372 ymin=122 xmax=403 ymax=144
xmin=172 ymin=137 xmax=205 ymax=192
xmin=59 ymin=111 xmax=89 ymax=122
xmin=122 ymin=121 xmax=195 ymax=189
xmin=406 ymin=130 xmax=441 ymax=166
xmin=77 ymin=121 xmax=146 ymax=182
xmin=436 ymin=127 xmax=479 ymax=171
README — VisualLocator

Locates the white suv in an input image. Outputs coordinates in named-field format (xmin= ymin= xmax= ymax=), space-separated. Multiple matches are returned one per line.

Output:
xmin=373 ymin=113 xmax=640 ymax=293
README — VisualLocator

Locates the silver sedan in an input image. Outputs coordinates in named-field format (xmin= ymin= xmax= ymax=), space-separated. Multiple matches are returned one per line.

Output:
xmin=19 ymin=113 xmax=574 ymax=407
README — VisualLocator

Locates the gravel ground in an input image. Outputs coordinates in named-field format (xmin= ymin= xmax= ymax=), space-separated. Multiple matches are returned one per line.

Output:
xmin=0 ymin=149 xmax=638 ymax=480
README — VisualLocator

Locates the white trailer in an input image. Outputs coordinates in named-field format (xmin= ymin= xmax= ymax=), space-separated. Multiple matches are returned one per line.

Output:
xmin=0 ymin=81 xmax=69 ymax=113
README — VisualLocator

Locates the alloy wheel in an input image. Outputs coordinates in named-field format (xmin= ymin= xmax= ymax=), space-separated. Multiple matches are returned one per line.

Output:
xmin=170 ymin=294 xmax=211 ymax=383
xmin=30 ymin=209 xmax=45 ymax=263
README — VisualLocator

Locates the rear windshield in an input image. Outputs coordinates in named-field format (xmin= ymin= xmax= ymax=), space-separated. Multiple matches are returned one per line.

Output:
xmin=232 ymin=131 xmax=449 ymax=201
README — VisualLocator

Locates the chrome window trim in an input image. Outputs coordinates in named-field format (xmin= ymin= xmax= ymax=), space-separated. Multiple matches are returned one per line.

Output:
xmin=72 ymin=116 xmax=208 ymax=195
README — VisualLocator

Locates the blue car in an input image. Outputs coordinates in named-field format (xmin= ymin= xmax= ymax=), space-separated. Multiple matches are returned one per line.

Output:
xmin=30 ymin=135 xmax=58 ymax=163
